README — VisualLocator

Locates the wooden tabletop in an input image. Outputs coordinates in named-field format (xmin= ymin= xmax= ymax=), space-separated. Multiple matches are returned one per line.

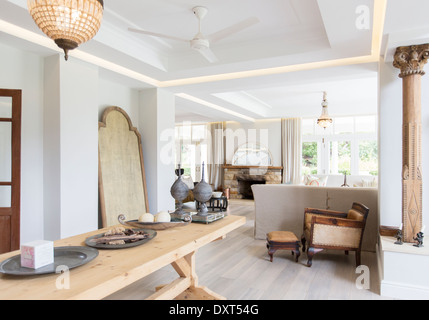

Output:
xmin=0 ymin=215 xmax=246 ymax=300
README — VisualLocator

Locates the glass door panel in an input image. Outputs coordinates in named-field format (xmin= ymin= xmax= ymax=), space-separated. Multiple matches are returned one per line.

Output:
xmin=0 ymin=186 xmax=11 ymax=207
xmin=0 ymin=122 xmax=12 ymax=182
xmin=0 ymin=97 xmax=12 ymax=118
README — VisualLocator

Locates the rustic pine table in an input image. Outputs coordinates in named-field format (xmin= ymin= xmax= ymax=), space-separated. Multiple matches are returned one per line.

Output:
xmin=0 ymin=215 xmax=245 ymax=300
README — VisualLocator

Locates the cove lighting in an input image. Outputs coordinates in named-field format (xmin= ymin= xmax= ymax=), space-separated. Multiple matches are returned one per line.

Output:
xmin=176 ymin=93 xmax=255 ymax=123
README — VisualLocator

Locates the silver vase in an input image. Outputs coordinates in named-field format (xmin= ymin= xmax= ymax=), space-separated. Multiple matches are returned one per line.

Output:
xmin=193 ymin=162 xmax=213 ymax=216
xmin=170 ymin=165 xmax=189 ymax=215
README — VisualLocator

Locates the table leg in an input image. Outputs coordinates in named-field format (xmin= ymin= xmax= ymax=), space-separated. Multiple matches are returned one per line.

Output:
xmin=148 ymin=251 xmax=226 ymax=300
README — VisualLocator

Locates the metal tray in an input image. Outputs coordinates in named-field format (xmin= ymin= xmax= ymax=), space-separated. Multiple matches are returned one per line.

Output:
xmin=0 ymin=246 xmax=99 ymax=276
xmin=85 ymin=229 xmax=157 ymax=249
xmin=118 ymin=214 xmax=191 ymax=230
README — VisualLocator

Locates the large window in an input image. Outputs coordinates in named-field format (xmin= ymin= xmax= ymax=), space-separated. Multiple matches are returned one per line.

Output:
xmin=302 ymin=115 xmax=378 ymax=176
xmin=175 ymin=123 xmax=208 ymax=181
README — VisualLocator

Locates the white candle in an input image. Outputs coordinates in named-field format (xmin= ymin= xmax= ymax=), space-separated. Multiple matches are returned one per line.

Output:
xmin=421 ymin=226 xmax=426 ymax=233
xmin=400 ymin=224 xmax=403 ymax=230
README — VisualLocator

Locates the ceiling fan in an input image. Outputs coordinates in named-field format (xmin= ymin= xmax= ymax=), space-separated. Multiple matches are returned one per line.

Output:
xmin=128 ymin=6 xmax=259 ymax=63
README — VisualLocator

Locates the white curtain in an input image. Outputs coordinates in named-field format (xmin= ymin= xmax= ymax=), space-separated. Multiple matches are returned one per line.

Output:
xmin=207 ymin=122 xmax=224 ymax=191
xmin=281 ymin=118 xmax=302 ymax=185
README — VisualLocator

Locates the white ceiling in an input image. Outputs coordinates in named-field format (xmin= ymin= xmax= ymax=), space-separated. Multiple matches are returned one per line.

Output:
xmin=1 ymin=0 xmax=429 ymax=123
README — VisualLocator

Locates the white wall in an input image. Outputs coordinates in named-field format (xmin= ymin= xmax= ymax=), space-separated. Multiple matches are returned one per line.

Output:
xmin=0 ymin=43 xmax=44 ymax=244
xmin=378 ymin=59 xmax=403 ymax=227
xmin=225 ymin=119 xmax=282 ymax=167
xmin=98 ymin=78 xmax=139 ymax=125
xmin=139 ymin=88 xmax=176 ymax=214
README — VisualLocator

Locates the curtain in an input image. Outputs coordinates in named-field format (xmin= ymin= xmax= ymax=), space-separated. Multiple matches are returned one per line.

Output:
xmin=207 ymin=122 xmax=224 ymax=191
xmin=281 ymin=118 xmax=302 ymax=185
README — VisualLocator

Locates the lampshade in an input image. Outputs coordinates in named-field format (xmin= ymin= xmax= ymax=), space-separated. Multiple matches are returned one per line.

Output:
xmin=317 ymin=92 xmax=333 ymax=129
xmin=28 ymin=0 xmax=104 ymax=61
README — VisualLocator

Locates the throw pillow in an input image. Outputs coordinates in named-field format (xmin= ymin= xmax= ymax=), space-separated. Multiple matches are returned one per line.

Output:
xmin=362 ymin=177 xmax=377 ymax=188
xmin=304 ymin=175 xmax=327 ymax=187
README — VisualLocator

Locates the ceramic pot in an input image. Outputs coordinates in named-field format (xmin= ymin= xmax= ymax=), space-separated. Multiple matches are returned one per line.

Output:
xmin=193 ymin=162 xmax=213 ymax=216
xmin=170 ymin=165 xmax=189 ymax=215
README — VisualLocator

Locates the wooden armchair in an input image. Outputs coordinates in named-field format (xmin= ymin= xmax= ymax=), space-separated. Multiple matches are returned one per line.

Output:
xmin=301 ymin=203 xmax=369 ymax=267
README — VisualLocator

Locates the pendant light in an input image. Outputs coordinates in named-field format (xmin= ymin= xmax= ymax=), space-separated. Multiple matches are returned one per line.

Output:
xmin=317 ymin=91 xmax=333 ymax=129
xmin=27 ymin=0 xmax=104 ymax=61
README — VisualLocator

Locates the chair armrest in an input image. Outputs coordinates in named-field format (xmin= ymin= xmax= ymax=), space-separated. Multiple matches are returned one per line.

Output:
xmin=311 ymin=216 xmax=365 ymax=229
xmin=305 ymin=208 xmax=347 ymax=218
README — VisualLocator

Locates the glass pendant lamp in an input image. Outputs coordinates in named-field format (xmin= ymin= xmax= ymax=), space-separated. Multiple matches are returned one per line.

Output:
xmin=317 ymin=91 xmax=333 ymax=129
xmin=27 ymin=0 xmax=104 ymax=60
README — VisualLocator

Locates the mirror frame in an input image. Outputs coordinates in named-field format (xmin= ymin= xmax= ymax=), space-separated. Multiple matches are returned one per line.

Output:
xmin=98 ymin=107 xmax=149 ymax=228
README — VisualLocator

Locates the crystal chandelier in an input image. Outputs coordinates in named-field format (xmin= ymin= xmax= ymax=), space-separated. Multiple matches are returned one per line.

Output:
xmin=317 ymin=91 xmax=333 ymax=129
xmin=28 ymin=0 xmax=104 ymax=61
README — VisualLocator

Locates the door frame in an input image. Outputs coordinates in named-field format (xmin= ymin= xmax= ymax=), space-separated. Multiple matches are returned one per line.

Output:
xmin=0 ymin=89 xmax=21 ymax=252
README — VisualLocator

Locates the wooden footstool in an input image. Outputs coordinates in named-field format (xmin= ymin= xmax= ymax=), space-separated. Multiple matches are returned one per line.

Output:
xmin=266 ymin=231 xmax=301 ymax=263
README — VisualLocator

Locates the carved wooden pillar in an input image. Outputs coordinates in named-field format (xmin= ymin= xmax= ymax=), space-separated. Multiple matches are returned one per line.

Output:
xmin=393 ymin=44 xmax=429 ymax=242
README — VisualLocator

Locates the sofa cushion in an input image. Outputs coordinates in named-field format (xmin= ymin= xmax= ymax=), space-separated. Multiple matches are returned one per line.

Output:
xmin=347 ymin=209 xmax=365 ymax=222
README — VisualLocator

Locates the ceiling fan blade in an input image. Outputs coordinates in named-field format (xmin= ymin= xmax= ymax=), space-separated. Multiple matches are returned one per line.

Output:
xmin=128 ymin=28 xmax=189 ymax=43
xmin=207 ymin=17 xmax=260 ymax=43
xmin=197 ymin=47 xmax=219 ymax=63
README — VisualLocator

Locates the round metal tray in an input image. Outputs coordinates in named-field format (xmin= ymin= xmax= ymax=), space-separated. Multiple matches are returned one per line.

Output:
xmin=0 ymin=246 xmax=99 ymax=276
xmin=85 ymin=229 xmax=157 ymax=249
xmin=118 ymin=214 xmax=191 ymax=230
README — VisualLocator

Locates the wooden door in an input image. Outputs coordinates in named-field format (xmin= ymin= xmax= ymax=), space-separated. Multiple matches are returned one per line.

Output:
xmin=0 ymin=89 xmax=21 ymax=254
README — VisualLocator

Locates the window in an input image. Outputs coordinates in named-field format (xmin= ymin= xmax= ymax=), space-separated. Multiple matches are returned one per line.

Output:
xmin=302 ymin=115 xmax=378 ymax=176
xmin=359 ymin=140 xmax=378 ymax=175
xmin=302 ymin=142 xmax=318 ymax=175
xmin=175 ymin=123 xmax=208 ymax=181
xmin=330 ymin=141 xmax=351 ymax=175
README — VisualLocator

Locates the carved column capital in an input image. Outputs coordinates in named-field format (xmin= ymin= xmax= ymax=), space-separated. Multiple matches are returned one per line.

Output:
xmin=393 ymin=44 xmax=429 ymax=78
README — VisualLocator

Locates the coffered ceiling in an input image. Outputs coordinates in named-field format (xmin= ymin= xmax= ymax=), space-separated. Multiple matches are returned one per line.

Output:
xmin=1 ymin=0 xmax=429 ymax=123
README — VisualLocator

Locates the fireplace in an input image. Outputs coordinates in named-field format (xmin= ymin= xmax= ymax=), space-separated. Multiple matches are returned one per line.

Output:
xmin=237 ymin=175 xmax=266 ymax=199
xmin=223 ymin=166 xmax=283 ymax=199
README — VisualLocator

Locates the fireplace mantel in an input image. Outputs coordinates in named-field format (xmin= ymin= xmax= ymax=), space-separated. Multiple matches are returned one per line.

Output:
xmin=223 ymin=165 xmax=283 ymax=199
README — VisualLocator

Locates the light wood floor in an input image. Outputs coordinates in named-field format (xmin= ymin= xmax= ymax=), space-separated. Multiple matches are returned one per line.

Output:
xmin=106 ymin=199 xmax=391 ymax=300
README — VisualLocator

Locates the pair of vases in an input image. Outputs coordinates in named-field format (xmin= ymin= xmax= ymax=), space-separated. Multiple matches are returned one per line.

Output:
xmin=170 ymin=163 xmax=212 ymax=216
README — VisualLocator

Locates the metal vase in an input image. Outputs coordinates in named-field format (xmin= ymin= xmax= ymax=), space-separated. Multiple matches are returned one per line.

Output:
xmin=170 ymin=165 xmax=189 ymax=215
xmin=193 ymin=162 xmax=213 ymax=216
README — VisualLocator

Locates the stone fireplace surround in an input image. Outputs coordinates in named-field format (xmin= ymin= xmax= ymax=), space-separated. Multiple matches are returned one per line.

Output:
xmin=223 ymin=165 xmax=283 ymax=199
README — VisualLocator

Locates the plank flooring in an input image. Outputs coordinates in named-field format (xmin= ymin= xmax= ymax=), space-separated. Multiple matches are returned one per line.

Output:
xmin=105 ymin=199 xmax=391 ymax=300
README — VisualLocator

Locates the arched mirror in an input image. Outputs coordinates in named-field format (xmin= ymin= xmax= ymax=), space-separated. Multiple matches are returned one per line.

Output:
xmin=232 ymin=143 xmax=273 ymax=167
xmin=98 ymin=107 xmax=149 ymax=227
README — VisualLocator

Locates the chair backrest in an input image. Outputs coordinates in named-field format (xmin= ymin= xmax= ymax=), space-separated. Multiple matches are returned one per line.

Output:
xmin=347 ymin=202 xmax=370 ymax=224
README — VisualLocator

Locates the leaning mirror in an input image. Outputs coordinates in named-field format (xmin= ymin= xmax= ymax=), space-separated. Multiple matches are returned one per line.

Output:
xmin=98 ymin=107 xmax=149 ymax=227
xmin=232 ymin=143 xmax=273 ymax=167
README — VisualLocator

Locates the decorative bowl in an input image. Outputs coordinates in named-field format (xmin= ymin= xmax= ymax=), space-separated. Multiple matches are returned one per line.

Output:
xmin=212 ymin=192 xmax=223 ymax=198
xmin=118 ymin=214 xmax=191 ymax=230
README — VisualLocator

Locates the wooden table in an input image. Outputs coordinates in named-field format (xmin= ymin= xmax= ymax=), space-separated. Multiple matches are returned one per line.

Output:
xmin=0 ymin=215 xmax=245 ymax=300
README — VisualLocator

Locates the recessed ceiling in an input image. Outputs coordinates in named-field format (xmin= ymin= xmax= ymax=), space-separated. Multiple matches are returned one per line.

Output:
xmin=1 ymin=0 xmax=427 ymax=123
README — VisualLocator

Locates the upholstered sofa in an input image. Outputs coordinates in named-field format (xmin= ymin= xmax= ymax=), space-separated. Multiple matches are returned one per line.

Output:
xmin=252 ymin=185 xmax=378 ymax=252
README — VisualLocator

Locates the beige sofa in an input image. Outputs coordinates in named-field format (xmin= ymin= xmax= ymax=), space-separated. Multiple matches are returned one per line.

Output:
xmin=252 ymin=185 xmax=378 ymax=252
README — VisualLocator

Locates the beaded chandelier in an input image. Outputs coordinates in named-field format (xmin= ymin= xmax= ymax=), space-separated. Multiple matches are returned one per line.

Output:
xmin=28 ymin=0 xmax=104 ymax=60
xmin=317 ymin=91 xmax=333 ymax=129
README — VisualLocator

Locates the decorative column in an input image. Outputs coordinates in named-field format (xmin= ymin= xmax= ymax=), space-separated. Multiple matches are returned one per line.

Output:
xmin=393 ymin=44 xmax=429 ymax=242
